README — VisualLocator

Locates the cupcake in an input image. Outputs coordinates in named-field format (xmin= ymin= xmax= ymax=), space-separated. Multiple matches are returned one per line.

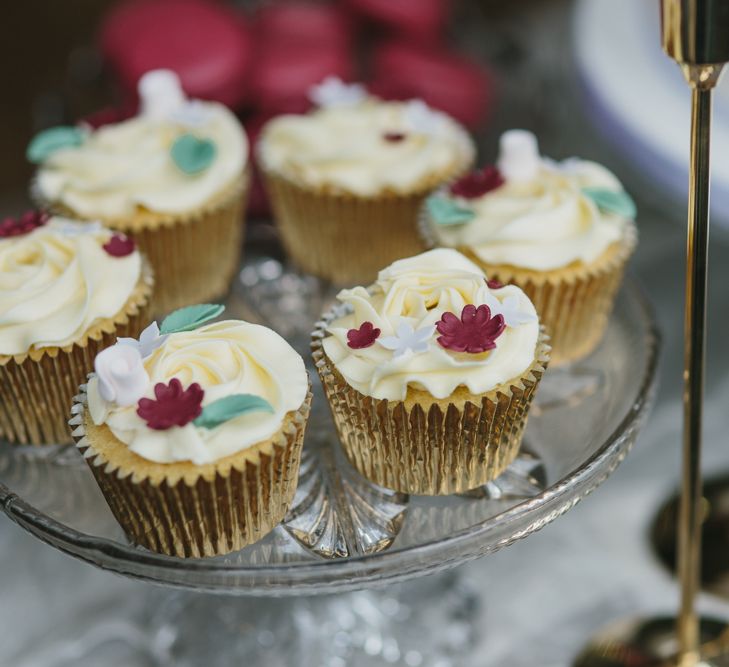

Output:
xmin=312 ymin=248 xmax=549 ymax=495
xmin=258 ymin=77 xmax=475 ymax=284
xmin=421 ymin=130 xmax=637 ymax=365
xmin=30 ymin=69 xmax=249 ymax=314
xmin=0 ymin=213 xmax=152 ymax=445
xmin=72 ymin=304 xmax=311 ymax=557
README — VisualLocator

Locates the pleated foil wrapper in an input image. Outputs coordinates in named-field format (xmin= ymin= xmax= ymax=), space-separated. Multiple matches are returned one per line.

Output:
xmin=0 ymin=265 xmax=153 ymax=446
xmin=260 ymin=162 xmax=472 ymax=286
xmin=312 ymin=309 xmax=551 ymax=496
xmin=39 ymin=173 xmax=248 ymax=315
xmin=71 ymin=385 xmax=312 ymax=558
xmin=419 ymin=208 xmax=637 ymax=366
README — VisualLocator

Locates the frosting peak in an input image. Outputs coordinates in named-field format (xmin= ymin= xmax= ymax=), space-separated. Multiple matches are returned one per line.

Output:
xmin=427 ymin=130 xmax=634 ymax=271
xmin=258 ymin=96 xmax=474 ymax=197
xmin=34 ymin=71 xmax=247 ymax=219
xmin=0 ymin=217 xmax=142 ymax=356
xmin=87 ymin=320 xmax=308 ymax=465
xmin=321 ymin=249 xmax=540 ymax=401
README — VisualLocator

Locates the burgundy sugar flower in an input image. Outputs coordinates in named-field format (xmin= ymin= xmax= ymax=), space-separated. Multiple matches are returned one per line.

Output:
xmin=103 ymin=233 xmax=136 ymax=257
xmin=436 ymin=304 xmax=506 ymax=353
xmin=347 ymin=321 xmax=381 ymax=349
xmin=136 ymin=378 xmax=204 ymax=430
xmin=383 ymin=132 xmax=406 ymax=143
xmin=486 ymin=278 xmax=504 ymax=290
xmin=0 ymin=210 xmax=48 ymax=238
xmin=449 ymin=166 xmax=505 ymax=199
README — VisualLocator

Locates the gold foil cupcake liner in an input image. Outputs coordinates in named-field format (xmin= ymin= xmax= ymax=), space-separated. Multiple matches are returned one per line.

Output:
xmin=39 ymin=173 xmax=249 ymax=315
xmin=0 ymin=265 xmax=153 ymax=446
xmin=312 ymin=307 xmax=550 ymax=495
xmin=71 ymin=385 xmax=312 ymax=558
xmin=260 ymin=163 xmax=471 ymax=286
xmin=419 ymin=205 xmax=637 ymax=366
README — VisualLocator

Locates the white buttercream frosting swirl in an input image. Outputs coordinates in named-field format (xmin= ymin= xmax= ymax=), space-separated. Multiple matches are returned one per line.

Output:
xmin=321 ymin=249 xmax=540 ymax=401
xmin=428 ymin=131 xmax=632 ymax=271
xmin=258 ymin=98 xmax=475 ymax=196
xmin=86 ymin=320 xmax=309 ymax=465
xmin=0 ymin=217 xmax=141 ymax=356
xmin=35 ymin=71 xmax=247 ymax=219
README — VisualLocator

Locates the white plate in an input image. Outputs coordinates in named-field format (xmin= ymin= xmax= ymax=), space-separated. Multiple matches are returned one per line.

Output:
xmin=573 ymin=0 xmax=729 ymax=228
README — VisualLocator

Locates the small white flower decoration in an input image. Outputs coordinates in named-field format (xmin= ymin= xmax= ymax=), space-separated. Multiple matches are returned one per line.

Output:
xmin=54 ymin=220 xmax=104 ymax=237
xmin=497 ymin=129 xmax=541 ymax=183
xmin=481 ymin=291 xmax=537 ymax=328
xmin=380 ymin=322 xmax=434 ymax=358
xmin=117 ymin=321 xmax=168 ymax=358
xmin=309 ymin=77 xmax=367 ymax=108
xmin=138 ymin=69 xmax=187 ymax=120
xmin=95 ymin=344 xmax=149 ymax=407
xmin=170 ymin=100 xmax=214 ymax=128
xmin=404 ymin=99 xmax=443 ymax=136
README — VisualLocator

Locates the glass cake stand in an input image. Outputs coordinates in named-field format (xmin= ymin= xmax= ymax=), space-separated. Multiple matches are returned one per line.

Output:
xmin=0 ymin=254 xmax=660 ymax=600
xmin=0 ymin=253 xmax=660 ymax=665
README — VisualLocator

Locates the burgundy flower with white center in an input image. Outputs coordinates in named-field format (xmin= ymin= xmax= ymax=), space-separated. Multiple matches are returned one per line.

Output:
xmin=103 ymin=233 xmax=136 ymax=257
xmin=486 ymin=278 xmax=504 ymax=290
xmin=0 ymin=210 xmax=48 ymax=238
xmin=436 ymin=304 xmax=506 ymax=354
xmin=449 ymin=166 xmax=505 ymax=199
xmin=347 ymin=321 xmax=381 ymax=349
xmin=383 ymin=132 xmax=406 ymax=143
xmin=136 ymin=378 xmax=204 ymax=430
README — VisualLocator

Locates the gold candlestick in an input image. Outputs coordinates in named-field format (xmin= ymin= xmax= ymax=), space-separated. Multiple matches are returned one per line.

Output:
xmin=574 ymin=1 xmax=729 ymax=665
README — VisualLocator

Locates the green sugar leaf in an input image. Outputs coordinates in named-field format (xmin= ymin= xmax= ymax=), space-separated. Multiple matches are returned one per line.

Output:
xmin=582 ymin=187 xmax=637 ymax=219
xmin=194 ymin=394 xmax=275 ymax=429
xmin=160 ymin=304 xmax=225 ymax=335
xmin=426 ymin=195 xmax=476 ymax=226
xmin=170 ymin=133 xmax=217 ymax=174
xmin=27 ymin=126 xmax=86 ymax=164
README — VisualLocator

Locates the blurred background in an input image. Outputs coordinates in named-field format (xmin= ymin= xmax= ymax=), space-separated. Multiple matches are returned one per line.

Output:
xmin=2 ymin=0 xmax=729 ymax=665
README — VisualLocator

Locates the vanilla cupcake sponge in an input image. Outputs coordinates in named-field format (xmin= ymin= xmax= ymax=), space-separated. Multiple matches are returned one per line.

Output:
xmin=30 ymin=70 xmax=249 ymax=313
xmin=313 ymin=249 xmax=549 ymax=495
xmin=0 ymin=214 xmax=152 ymax=445
xmin=421 ymin=130 xmax=637 ymax=365
xmin=73 ymin=305 xmax=311 ymax=557
xmin=259 ymin=80 xmax=475 ymax=284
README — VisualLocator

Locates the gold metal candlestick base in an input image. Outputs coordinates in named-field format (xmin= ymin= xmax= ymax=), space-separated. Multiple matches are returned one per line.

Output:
xmin=652 ymin=476 xmax=729 ymax=601
xmin=574 ymin=617 xmax=729 ymax=667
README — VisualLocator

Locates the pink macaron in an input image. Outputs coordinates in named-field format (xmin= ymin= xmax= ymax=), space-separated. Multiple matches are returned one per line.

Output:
xmin=343 ymin=0 xmax=449 ymax=43
xmin=100 ymin=0 xmax=254 ymax=109
xmin=250 ymin=40 xmax=354 ymax=114
xmin=370 ymin=41 xmax=494 ymax=129
xmin=255 ymin=2 xmax=354 ymax=51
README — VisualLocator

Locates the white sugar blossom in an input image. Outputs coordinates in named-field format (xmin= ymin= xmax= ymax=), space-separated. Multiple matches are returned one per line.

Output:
xmin=497 ymin=129 xmax=541 ymax=183
xmin=404 ymin=99 xmax=443 ymax=136
xmin=170 ymin=100 xmax=214 ymax=128
xmin=309 ymin=77 xmax=367 ymax=108
xmin=53 ymin=219 xmax=103 ymax=237
xmin=95 ymin=344 xmax=149 ymax=407
xmin=380 ymin=322 xmax=434 ymax=358
xmin=117 ymin=321 xmax=168 ymax=358
xmin=481 ymin=291 xmax=537 ymax=328
xmin=138 ymin=69 xmax=187 ymax=120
